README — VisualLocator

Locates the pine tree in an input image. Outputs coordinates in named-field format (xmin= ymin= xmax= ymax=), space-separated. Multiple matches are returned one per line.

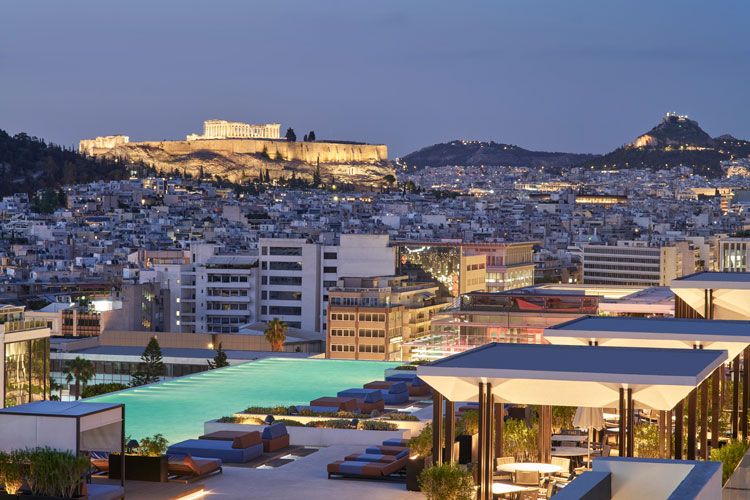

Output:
xmin=303 ymin=134 xmax=308 ymax=142
xmin=309 ymin=130 xmax=316 ymax=141
xmin=313 ymin=158 xmax=322 ymax=187
xmin=285 ymin=128 xmax=296 ymax=142
xmin=265 ymin=168 xmax=270 ymax=182
xmin=131 ymin=337 xmax=164 ymax=386
xmin=207 ymin=343 xmax=229 ymax=369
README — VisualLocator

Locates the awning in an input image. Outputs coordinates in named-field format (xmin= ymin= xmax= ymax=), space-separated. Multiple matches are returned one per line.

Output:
xmin=671 ymin=272 xmax=750 ymax=320
xmin=545 ymin=316 xmax=750 ymax=360
xmin=417 ymin=343 xmax=726 ymax=411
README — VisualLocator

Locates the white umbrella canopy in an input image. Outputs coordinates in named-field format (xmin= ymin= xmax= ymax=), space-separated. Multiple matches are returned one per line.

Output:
xmin=573 ymin=407 xmax=605 ymax=469
xmin=573 ymin=407 xmax=605 ymax=431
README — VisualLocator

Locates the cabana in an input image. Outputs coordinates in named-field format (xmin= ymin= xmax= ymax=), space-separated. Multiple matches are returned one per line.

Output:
xmin=545 ymin=315 xmax=750 ymax=459
xmin=671 ymin=271 xmax=750 ymax=320
xmin=417 ymin=343 xmax=726 ymax=500
xmin=0 ymin=401 xmax=125 ymax=486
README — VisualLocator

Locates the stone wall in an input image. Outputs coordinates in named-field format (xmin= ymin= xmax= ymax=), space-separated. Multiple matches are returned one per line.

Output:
xmin=125 ymin=138 xmax=387 ymax=164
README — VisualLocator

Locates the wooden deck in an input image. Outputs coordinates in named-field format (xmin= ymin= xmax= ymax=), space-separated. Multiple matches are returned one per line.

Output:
xmin=92 ymin=477 xmax=205 ymax=500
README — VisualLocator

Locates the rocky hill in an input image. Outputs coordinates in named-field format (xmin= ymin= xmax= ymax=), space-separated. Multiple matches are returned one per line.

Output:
xmin=399 ymin=140 xmax=595 ymax=170
xmin=581 ymin=114 xmax=750 ymax=176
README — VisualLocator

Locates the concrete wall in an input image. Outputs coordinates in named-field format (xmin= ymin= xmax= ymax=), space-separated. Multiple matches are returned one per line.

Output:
xmin=123 ymin=139 xmax=387 ymax=164
xmin=204 ymin=420 xmax=411 ymax=447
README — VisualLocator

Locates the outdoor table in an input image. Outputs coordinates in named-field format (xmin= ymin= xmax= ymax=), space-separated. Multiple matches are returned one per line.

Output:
xmin=492 ymin=481 xmax=535 ymax=498
xmin=551 ymin=434 xmax=588 ymax=443
xmin=551 ymin=446 xmax=589 ymax=457
xmin=497 ymin=462 xmax=562 ymax=475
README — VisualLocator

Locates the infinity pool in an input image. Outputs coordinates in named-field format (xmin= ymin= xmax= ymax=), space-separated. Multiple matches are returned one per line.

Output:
xmin=88 ymin=357 xmax=398 ymax=444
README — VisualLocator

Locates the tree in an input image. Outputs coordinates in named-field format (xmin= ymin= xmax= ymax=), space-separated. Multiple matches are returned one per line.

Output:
xmin=285 ymin=128 xmax=296 ymax=142
xmin=207 ymin=343 xmax=230 ymax=369
xmin=303 ymin=134 xmax=308 ymax=142
xmin=131 ymin=337 xmax=164 ymax=387
xmin=308 ymin=130 xmax=316 ymax=141
xmin=313 ymin=158 xmax=322 ymax=186
xmin=264 ymin=168 xmax=270 ymax=182
xmin=264 ymin=318 xmax=287 ymax=352
xmin=63 ymin=356 xmax=95 ymax=400
xmin=383 ymin=174 xmax=396 ymax=185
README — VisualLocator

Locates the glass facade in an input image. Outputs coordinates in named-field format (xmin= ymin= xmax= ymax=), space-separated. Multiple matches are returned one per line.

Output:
xmin=397 ymin=245 xmax=460 ymax=296
xmin=4 ymin=338 xmax=49 ymax=407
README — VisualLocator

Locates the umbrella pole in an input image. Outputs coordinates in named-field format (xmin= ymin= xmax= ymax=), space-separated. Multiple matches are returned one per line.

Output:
xmin=588 ymin=427 xmax=592 ymax=470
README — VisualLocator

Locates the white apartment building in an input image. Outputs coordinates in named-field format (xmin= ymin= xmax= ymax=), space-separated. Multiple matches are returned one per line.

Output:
xmin=581 ymin=241 xmax=699 ymax=286
xmin=258 ymin=235 xmax=395 ymax=332
xmin=719 ymin=238 xmax=750 ymax=272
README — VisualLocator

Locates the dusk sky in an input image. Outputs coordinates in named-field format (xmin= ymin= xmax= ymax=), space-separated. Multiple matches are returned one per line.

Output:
xmin=2 ymin=0 xmax=749 ymax=157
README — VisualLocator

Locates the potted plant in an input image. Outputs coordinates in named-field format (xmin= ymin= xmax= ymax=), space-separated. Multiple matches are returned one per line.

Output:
xmin=407 ymin=423 xmax=433 ymax=491
xmin=24 ymin=447 xmax=91 ymax=499
xmin=455 ymin=410 xmax=479 ymax=464
xmin=418 ymin=462 xmax=475 ymax=500
xmin=0 ymin=451 xmax=24 ymax=499
xmin=109 ymin=434 xmax=169 ymax=482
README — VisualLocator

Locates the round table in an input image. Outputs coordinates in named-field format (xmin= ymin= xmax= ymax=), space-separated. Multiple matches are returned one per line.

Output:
xmin=492 ymin=482 xmax=533 ymax=495
xmin=551 ymin=446 xmax=590 ymax=457
xmin=551 ymin=434 xmax=588 ymax=443
xmin=497 ymin=462 xmax=562 ymax=474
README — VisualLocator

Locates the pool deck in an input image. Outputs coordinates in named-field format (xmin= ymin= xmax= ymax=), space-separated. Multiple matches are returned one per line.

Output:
xmin=200 ymin=444 xmax=423 ymax=500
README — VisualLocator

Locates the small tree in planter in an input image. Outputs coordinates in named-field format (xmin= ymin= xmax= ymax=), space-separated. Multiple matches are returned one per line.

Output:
xmin=419 ymin=462 xmax=475 ymax=500
xmin=110 ymin=434 xmax=170 ymax=482
xmin=25 ymin=447 xmax=91 ymax=498
xmin=407 ymin=423 xmax=433 ymax=491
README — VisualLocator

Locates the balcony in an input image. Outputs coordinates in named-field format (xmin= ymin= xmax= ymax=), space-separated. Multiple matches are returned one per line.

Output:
xmin=1 ymin=319 xmax=47 ymax=334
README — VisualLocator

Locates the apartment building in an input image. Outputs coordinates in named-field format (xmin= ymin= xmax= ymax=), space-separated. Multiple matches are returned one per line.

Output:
xmin=719 ymin=238 xmax=750 ymax=272
xmin=581 ymin=241 xmax=699 ymax=286
xmin=326 ymin=275 xmax=451 ymax=361
xmin=259 ymin=235 xmax=395 ymax=332
xmin=1 ymin=305 xmax=51 ymax=408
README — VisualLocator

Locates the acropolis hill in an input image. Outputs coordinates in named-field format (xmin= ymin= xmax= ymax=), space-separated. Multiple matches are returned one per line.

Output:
xmin=79 ymin=120 xmax=394 ymax=185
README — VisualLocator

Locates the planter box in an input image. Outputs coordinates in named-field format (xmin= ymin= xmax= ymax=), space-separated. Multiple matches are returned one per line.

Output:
xmin=205 ymin=420 xmax=411 ymax=447
xmin=406 ymin=456 xmax=426 ymax=492
xmin=236 ymin=413 xmax=427 ymax=434
xmin=0 ymin=493 xmax=19 ymax=500
xmin=108 ymin=454 xmax=167 ymax=482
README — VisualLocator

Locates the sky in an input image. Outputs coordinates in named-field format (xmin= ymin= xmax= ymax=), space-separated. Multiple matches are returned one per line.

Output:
xmin=2 ymin=1 xmax=749 ymax=157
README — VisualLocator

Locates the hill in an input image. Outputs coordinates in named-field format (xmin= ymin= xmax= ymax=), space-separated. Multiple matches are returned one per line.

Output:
xmin=0 ymin=130 xmax=129 ymax=197
xmin=581 ymin=114 xmax=750 ymax=176
xmin=399 ymin=140 xmax=595 ymax=170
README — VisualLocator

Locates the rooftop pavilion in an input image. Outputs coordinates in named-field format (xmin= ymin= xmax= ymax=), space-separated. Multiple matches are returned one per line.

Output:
xmin=671 ymin=271 xmax=750 ymax=320
xmin=417 ymin=342 xmax=725 ymax=500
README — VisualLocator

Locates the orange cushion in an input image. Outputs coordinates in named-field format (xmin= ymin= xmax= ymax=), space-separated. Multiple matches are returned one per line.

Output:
xmin=232 ymin=431 xmax=262 ymax=449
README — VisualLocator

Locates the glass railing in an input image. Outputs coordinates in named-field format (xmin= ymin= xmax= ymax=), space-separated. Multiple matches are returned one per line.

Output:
xmin=3 ymin=319 xmax=48 ymax=333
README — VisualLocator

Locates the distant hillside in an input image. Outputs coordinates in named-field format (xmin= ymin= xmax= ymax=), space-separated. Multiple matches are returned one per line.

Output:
xmin=400 ymin=140 xmax=596 ymax=170
xmin=0 ymin=130 xmax=128 ymax=197
xmin=581 ymin=114 xmax=750 ymax=177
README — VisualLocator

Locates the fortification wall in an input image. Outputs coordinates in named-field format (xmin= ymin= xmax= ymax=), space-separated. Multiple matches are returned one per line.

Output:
xmin=132 ymin=139 xmax=388 ymax=164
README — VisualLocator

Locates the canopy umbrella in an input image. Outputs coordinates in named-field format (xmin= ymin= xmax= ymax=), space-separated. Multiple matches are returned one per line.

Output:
xmin=573 ymin=407 xmax=605 ymax=469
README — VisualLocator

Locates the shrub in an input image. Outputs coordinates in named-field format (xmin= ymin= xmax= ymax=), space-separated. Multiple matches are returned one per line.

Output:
xmin=504 ymin=419 xmax=538 ymax=462
xmin=551 ymin=406 xmax=576 ymax=433
xmin=81 ymin=383 xmax=129 ymax=399
xmin=25 ymin=447 xmax=91 ymax=498
xmin=419 ymin=462 xmax=475 ymax=500
xmin=357 ymin=421 xmax=398 ymax=431
xmin=409 ymin=422 xmax=433 ymax=458
xmin=0 ymin=451 xmax=24 ymax=494
xmin=138 ymin=434 xmax=168 ymax=457
xmin=395 ymin=365 xmax=418 ymax=371
xmin=306 ymin=419 xmax=351 ymax=429
xmin=217 ymin=416 xmax=239 ymax=423
xmin=457 ymin=410 xmax=478 ymax=436
xmin=381 ymin=412 xmax=420 ymax=421
xmin=634 ymin=423 xmax=659 ymax=458
xmin=244 ymin=406 xmax=289 ymax=415
xmin=711 ymin=439 xmax=750 ymax=485
xmin=275 ymin=419 xmax=306 ymax=427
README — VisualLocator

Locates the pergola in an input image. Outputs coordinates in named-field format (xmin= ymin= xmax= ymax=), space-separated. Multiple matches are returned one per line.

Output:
xmin=417 ymin=343 xmax=726 ymax=500
xmin=0 ymin=401 xmax=125 ymax=485
xmin=671 ymin=272 xmax=750 ymax=320
xmin=545 ymin=315 xmax=750 ymax=460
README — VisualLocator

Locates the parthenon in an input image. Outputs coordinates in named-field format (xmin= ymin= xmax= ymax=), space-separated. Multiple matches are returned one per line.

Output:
xmin=186 ymin=119 xmax=281 ymax=141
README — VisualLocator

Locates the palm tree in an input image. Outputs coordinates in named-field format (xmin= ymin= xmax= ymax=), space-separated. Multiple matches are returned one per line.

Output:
xmin=63 ymin=356 xmax=95 ymax=400
xmin=264 ymin=318 xmax=287 ymax=352
xmin=49 ymin=378 xmax=62 ymax=401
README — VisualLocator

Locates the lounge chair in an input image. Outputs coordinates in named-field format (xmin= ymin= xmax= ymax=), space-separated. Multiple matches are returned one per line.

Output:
xmin=336 ymin=388 xmax=385 ymax=413
xmin=365 ymin=445 xmax=408 ymax=455
xmin=382 ymin=438 xmax=410 ymax=447
xmin=327 ymin=456 xmax=407 ymax=479
xmin=167 ymin=432 xmax=263 ymax=463
xmin=385 ymin=373 xmax=432 ymax=396
xmin=167 ymin=454 xmax=222 ymax=483
xmin=198 ymin=430 xmax=258 ymax=441
xmin=262 ymin=422 xmax=290 ymax=452
xmin=363 ymin=381 xmax=409 ymax=405
xmin=344 ymin=451 xmax=407 ymax=463
xmin=309 ymin=397 xmax=359 ymax=412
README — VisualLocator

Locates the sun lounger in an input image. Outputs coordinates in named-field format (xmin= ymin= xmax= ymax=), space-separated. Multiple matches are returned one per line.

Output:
xmin=336 ymin=388 xmax=385 ymax=413
xmin=296 ymin=405 xmax=346 ymax=414
xmin=309 ymin=397 xmax=359 ymax=411
xmin=385 ymin=373 xmax=432 ymax=396
xmin=365 ymin=445 xmax=409 ymax=455
xmin=327 ymin=456 xmax=408 ymax=479
xmin=198 ymin=430 xmax=258 ymax=442
xmin=167 ymin=454 xmax=223 ymax=483
xmin=167 ymin=435 xmax=262 ymax=463
xmin=363 ymin=381 xmax=409 ymax=405
xmin=262 ymin=422 xmax=290 ymax=452
xmin=382 ymin=438 xmax=410 ymax=448
xmin=344 ymin=452 xmax=404 ymax=463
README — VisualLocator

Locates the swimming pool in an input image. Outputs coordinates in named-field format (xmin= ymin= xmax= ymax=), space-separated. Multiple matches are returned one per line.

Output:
xmin=88 ymin=357 xmax=398 ymax=444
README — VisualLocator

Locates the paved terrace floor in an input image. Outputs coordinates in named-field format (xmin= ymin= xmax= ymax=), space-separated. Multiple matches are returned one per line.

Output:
xmin=201 ymin=444 xmax=423 ymax=500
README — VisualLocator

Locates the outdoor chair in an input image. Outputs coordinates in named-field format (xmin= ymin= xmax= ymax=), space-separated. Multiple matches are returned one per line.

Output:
xmin=559 ymin=429 xmax=579 ymax=435
xmin=541 ymin=479 xmax=556 ymax=499
xmin=517 ymin=489 xmax=537 ymax=500
xmin=550 ymin=457 xmax=570 ymax=477
xmin=494 ymin=456 xmax=515 ymax=481
xmin=515 ymin=469 xmax=540 ymax=487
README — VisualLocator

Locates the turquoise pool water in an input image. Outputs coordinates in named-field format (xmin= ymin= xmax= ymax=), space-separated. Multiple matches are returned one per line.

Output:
xmin=88 ymin=357 xmax=398 ymax=444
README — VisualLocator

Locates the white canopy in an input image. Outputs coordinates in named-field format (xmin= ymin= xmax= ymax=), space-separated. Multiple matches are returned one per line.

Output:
xmin=671 ymin=272 xmax=750 ymax=320
xmin=417 ymin=343 xmax=726 ymax=411
xmin=545 ymin=316 xmax=750 ymax=360
xmin=0 ymin=401 xmax=123 ymax=454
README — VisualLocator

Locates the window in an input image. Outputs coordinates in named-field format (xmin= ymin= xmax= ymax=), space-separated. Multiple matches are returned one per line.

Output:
xmin=269 ymin=276 xmax=302 ymax=286
xmin=359 ymin=329 xmax=386 ymax=338
xmin=330 ymin=329 xmax=355 ymax=337
xmin=331 ymin=344 xmax=355 ymax=352
xmin=269 ymin=291 xmax=302 ymax=301
xmin=262 ymin=246 xmax=268 ymax=255
xmin=269 ymin=246 xmax=302 ymax=256
xmin=358 ymin=344 xmax=385 ymax=353
xmin=287 ymin=321 xmax=301 ymax=329
xmin=262 ymin=262 xmax=267 ymax=270
xmin=323 ymin=266 xmax=337 ymax=274
xmin=323 ymin=280 xmax=337 ymax=288
xmin=324 ymin=252 xmax=337 ymax=260
xmin=261 ymin=276 xmax=268 ymax=285
xmin=269 ymin=306 xmax=302 ymax=316
xmin=270 ymin=261 xmax=303 ymax=271
xmin=261 ymin=306 xmax=267 ymax=315
xmin=261 ymin=291 xmax=267 ymax=300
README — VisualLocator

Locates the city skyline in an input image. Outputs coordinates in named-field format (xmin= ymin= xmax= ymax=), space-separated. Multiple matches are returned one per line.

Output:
xmin=2 ymin=0 xmax=750 ymax=157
